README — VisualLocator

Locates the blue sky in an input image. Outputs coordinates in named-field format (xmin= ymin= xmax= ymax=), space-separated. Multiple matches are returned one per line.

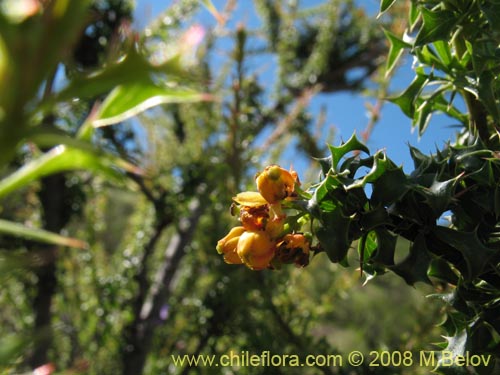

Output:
xmin=133 ymin=0 xmax=459 ymax=175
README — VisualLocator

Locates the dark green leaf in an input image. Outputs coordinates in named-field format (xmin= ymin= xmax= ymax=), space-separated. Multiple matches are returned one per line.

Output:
xmin=372 ymin=228 xmax=397 ymax=266
xmin=428 ymin=257 xmax=459 ymax=285
xmin=370 ymin=162 xmax=408 ymax=205
xmin=420 ymin=176 xmax=460 ymax=216
xmin=432 ymin=227 xmax=496 ymax=280
xmin=477 ymin=71 xmax=500 ymax=122
xmin=390 ymin=233 xmax=432 ymax=285
xmin=316 ymin=210 xmax=351 ymax=263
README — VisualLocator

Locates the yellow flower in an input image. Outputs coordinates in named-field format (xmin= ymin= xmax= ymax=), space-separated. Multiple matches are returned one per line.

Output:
xmin=237 ymin=231 xmax=276 ymax=270
xmin=232 ymin=191 xmax=268 ymax=207
xmin=216 ymin=226 xmax=245 ymax=264
xmin=255 ymin=165 xmax=298 ymax=204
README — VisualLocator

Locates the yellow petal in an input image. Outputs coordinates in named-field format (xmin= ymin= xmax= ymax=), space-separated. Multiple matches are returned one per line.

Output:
xmin=232 ymin=191 xmax=268 ymax=207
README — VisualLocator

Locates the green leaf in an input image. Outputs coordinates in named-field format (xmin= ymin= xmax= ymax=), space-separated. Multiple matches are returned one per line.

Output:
xmin=383 ymin=28 xmax=410 ymax=77
xmin=415 ymin=8 xmax=457 ymax=47
xmin=435 ymin=330 xmax=471 ymax=375
xmin=316 ymin=210 xmax=351 ymax=263
xmin=428 ymin=257 xmax=459 ymax=285
xmin=477 ymin=71 xmax=500 ymax=122
xmin=378 ymin=0 xmax=397 ymax=16
xmin=389 ymin=72 xmax=428 ymax=118
xmin=0 ymin=219 xmax=87 ymax=248
xmin=0 ymin=333 xmax=32 ymax=367
xmin=349 ymin=151 xmax=390 ymax=189
xmin=390 ymin=233 xmax=432 ymax=285
xmin=371 ymin=228 xmax=397 ymax=266
xmin=93 ymin=79 xmax=208 ymax=127
xmin=480 ymin=1 xmax=500 ymax=33
xmin=433 ymin=40 xmax=452 ymax=67
xmin=432 ymin=227 xmax=496 ymax=280
xmin=418 ymin=175 xmax=460 ymax=217
xmin=370 ymin=161 xmax=408 ymax=205
xmin=0 ymin=145 xmax=142 ymax=199
xmin=328 ymin=133 xmax=369 ymax=173
xmin=50 ymin=47 xmax=185 ymax=107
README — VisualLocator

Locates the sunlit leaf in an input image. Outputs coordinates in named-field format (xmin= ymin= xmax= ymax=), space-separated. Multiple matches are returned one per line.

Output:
xmin=378 ymin=0 xmax=397 ymax=17
xmin=415 ymin=8 xmax=457 ymax=46
xmin=383 ymin=28 xmax=410 ymax=77
xmin=0 ymin=145 xmax=142 ymax=199
xmin=389 ymin=71 xmax=428 ymax=118
xmin=328 ymin=133 xmax=369 ymax=172
xmin=0 ymin=219 xmax=87 ymax=248
xmin=49 ymin=47 xmax=185 ymax=107
xmin=93 ymin=79 xmax=208 ymax=127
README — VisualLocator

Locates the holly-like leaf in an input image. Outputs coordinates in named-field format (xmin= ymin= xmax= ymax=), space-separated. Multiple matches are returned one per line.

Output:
xmin=372 ymin=228 xmax=397 ymax=266
xmin=327 ymin=133 xmax=369 ymax=173
xmin=383 ymin=28 xmax=410 ymax=77
xmin=390 ymin=233 xmax=432 ymax=285
xmin=415 ymin=8 xmax=457 ymax=47
xmin=316 ymin=210 xmax=351 ymax=263
xmin=370 ymin=161 xmax=408 ymax=205
xmin=432 ymin=227 xmax=496 ymax=281
xmin=427 ymin=257 xmax=459 ymax=285
xmin=418 ymin=175 xmax=460 ymax=217
xmin=389 ymin=71 xmax=428 ymax=118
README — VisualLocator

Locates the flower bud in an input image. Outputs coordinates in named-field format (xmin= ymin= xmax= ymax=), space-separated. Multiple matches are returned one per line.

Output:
xmin=237 ymin=231 xmax=276 ymax=270
xmin=216 ymin=226 xmax=245 ymax=264
xmin=255 ymin=165 xmax=298 ymax=204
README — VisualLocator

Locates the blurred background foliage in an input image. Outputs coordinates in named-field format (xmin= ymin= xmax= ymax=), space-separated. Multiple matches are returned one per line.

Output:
xmin=0 ymin=0 xmax=446 ymax=374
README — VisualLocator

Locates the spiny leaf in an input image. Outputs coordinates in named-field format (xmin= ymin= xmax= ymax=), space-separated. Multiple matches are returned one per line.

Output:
xmin=390 ymin=233 xmax=432 ymax=285
xmin=389 ymin=72 xmax=428 ymax=118
xmin=415 ymin=7 xmax=457 ymax=47
xmin=316 ymin=210 xmax=351 ymax=263
xmin=370 ymin=161 xmax=408 ymax=205
xmin=383 ymin=28 xmax=410 ymax=77
xmin=432 ymin=227 xmax=496 ymax=281
xmin=420 ymin=175 xmax=461 ymax=217
xmin=327 ymin=133 xmax=369 ymax=172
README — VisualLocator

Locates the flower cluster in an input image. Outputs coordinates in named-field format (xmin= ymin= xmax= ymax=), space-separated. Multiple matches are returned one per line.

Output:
xmin=216 ymin=165 xmax=311 ymax=270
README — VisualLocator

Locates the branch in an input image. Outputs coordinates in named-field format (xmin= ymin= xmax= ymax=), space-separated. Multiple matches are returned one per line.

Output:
xmin=121 ymin=186 xmax=206 ymax=375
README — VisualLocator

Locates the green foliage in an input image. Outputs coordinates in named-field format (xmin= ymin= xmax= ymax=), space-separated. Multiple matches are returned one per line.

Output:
xmin=287 ymin=0 xmax=500 ymax=372
xmin=4 ymin=0 xmax=500 ymax=374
